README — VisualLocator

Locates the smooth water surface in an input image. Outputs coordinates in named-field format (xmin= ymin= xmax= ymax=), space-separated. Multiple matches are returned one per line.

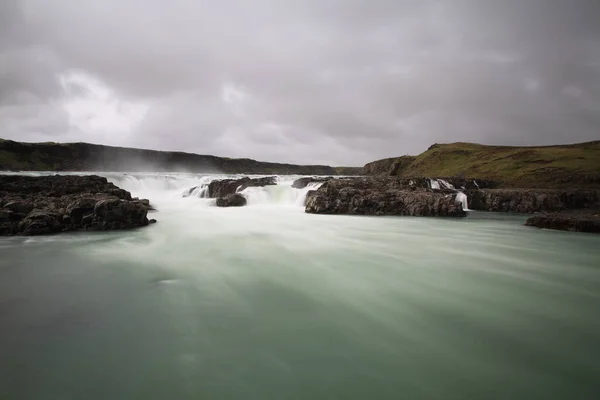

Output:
xmin=1 ymin=173 xmax=599 ymax=399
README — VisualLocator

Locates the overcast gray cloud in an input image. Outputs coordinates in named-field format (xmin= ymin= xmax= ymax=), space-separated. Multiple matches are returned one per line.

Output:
xmin=1 ymin=0 xmax=599 ymax=165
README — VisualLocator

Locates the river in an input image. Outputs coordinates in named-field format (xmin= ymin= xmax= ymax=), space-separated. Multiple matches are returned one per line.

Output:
xmin=1 ymin=172 xmax=599 ymax=399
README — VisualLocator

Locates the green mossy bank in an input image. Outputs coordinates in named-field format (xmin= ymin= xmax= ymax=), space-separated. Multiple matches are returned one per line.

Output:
xmin=364 ymin=141 xmax=600 ymax=189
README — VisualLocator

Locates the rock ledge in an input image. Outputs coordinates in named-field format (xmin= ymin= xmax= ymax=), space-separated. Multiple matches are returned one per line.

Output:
xmin=0 ymin=175 xmax=153 ymax=236
xmin=525 ymin=210 xmax=600 ymax=233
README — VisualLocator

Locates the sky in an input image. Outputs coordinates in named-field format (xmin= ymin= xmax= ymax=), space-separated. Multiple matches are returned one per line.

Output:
xmin=1 ymin=0 xmax=599 ymax=166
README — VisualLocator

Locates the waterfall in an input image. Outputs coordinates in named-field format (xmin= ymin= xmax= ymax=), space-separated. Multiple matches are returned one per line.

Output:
xmin=98 ymin=172 xmax=324 ymax=208
xmin=429 ymin=178 xmax=470 ymax=212
xmin=184 ymin=185 xmax=209 ymax=198
xmin=455 ymin=192 xmax=470 ymax=211
xmin=238 ymin=180 xmax=324 ymax=206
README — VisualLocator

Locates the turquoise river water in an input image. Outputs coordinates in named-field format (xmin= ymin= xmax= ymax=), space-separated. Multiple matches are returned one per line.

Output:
xmin=1 ymin=173 xmax=599 ymax=399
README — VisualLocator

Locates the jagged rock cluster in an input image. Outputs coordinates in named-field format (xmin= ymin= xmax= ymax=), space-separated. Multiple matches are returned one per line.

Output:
xmin=0 ymin=175 xmax=155 ymax=236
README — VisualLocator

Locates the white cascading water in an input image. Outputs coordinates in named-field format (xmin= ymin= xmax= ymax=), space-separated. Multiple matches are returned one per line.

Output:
xmin=102 ymin=173 xmax=323 ymax=209
xmin=186 ymin=185 xmax=209 ymax=198
xmin=239 ymin=179 xmax=323 ymax=206
xmin=455 ymin=192 xmax=470 ymax=211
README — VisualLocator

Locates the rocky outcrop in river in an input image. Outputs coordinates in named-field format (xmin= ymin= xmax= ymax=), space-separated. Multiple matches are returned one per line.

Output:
xmin=0 ymin=175 xmax=154 ymax=236
xmin=207 ymin=176 xmax=277 ymax=198
xmin=304 ymin=177 xmax=467 ymax=217
xmin=291 ymin=177 xmax=333 ymax=189
xmin=525 ymin=211 xmax=600 ymax=233
xmin=466 ymin=189 xmax=599 ymax=213
xmin=216 ymin=193 xmax=247 ymax=207
xmin=183 ymin=176 xmax=279 ymax=206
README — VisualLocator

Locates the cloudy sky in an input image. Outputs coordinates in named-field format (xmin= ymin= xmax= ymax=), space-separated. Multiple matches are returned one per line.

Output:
xmin=1 ymin=0 xmax=599 ymax=166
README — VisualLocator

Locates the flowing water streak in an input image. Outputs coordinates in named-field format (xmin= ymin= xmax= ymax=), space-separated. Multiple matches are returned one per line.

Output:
xmin=455 ymin=192 xmax=470 ymax=211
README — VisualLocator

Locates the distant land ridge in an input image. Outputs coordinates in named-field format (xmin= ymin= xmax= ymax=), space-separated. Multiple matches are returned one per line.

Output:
xmin=0 ymin=139 xmax=362 ymax=175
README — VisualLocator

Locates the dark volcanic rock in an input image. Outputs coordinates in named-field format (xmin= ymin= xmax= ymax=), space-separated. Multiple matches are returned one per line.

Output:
xmin=525 ymin=211 xmax=600 ymax=233
xmin=305 ymin=177 xmax=466 ymax=217
xmin=292 ymin=176 xmax=333 ymax=189
xmin=3 ymin=200 xmax=34 ymax=214
xmin=466 ymin=189 xmax=599 ymax=213
xmin=216 ymin=193 xmax=247 ymax=207
xmin=304 ymin=190 xmax=318 ymax=206
xmin=0 ymin=174 xmax=153 ymax=236
xmin=207 ymin=176 xmax=276 ymax=198
xmin=19 ymin=210 xmax=62 ymax=236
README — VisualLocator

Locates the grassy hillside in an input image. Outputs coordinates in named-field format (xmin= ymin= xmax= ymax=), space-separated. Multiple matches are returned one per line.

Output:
xmin=0 ymin=139 xmax=339 ymax=175
xmin=364 ymin=141 xmax=600 ymax=188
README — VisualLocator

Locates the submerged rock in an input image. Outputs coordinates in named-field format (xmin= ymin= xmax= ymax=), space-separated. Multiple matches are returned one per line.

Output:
xmin=0 ymin=175 xmax=154 ymax=236
xmin=304 ymin=177 xmax=466 ymax=217
xmin=207 ymin=176 xmax=276 ymax=198
xmin=525 ymin=211 xmax=600 ymax=233
xmin=216 ymin=193 xmax=247 ymax=207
